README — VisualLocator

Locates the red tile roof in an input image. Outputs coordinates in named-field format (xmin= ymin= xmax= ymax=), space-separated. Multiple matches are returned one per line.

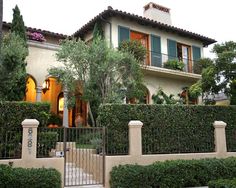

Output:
xmin=3 ymin=21 xmax=68 ymax=39
xmin=74 ymin=7 xmax=216 ymax=46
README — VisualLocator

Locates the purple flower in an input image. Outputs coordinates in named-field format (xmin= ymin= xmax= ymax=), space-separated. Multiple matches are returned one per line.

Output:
xmin=27 ymin=32 xmax=46 ymax=42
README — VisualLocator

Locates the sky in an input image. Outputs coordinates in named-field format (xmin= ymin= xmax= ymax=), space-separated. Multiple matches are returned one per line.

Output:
xmin=3 ymin=0 xmax=236 ymax=58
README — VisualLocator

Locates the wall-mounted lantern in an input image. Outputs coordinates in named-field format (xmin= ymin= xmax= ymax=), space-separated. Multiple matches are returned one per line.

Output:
xmin=42 ymin=79 xmax=50 ymax=94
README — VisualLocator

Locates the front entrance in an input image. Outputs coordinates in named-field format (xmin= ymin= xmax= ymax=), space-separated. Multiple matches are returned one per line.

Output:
xmin=63 ymin=127 xmax=105 ymax=187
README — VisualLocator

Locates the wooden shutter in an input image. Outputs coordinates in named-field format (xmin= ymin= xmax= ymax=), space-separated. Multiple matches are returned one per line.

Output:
xmin=118 ymin=26 xmax=130 ymax=44
xmin=151 ymin=35 xmax=162 ymax=67
xmin=167 ymin=39 xmax=177 ymax=60
xmin=192 ymin=46 xmax=201 ymax=61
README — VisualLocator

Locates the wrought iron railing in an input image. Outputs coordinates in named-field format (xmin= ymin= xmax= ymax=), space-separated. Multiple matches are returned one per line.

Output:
xmin=37 ymin=127 xmax=64 ymax=158
xmin=105 ymin=128 xmax=129 ymax=155
xmin=143 ymin=51 xmax=201 ymax=74
xmin=142 ymin=126 xmax=214 ymax=154
xmin=226 ymin=127 xmax=236 ymax=152
xmin=0 ymin=127 xmax=22 ymax=159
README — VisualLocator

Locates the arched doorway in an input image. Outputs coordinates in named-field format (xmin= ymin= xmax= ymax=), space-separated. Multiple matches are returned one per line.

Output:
xmin=57 ymin=92 xmax=87 ymax=127
xmin=25 ymin=75 xmax=37 ymax=102
xmin=126 ymin=86 xmax=150 ymax=104
xmin=41 ymin=77 xmax=87 ymax=127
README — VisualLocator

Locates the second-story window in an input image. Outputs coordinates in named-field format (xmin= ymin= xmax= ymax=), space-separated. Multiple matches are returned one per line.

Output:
xmin=167 ymin=39 xmax=195 ymax=73
xmin=130 ymin=31 xmax=149 ymax=65
xmin=177 ymin=43 xmax=191 ymax=72
xmin=118 ymin=26 xmax=150 ymax=65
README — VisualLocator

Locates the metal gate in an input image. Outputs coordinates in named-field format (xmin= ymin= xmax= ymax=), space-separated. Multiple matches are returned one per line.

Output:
xmin=63 ymin=127 xmax=105 ymax=187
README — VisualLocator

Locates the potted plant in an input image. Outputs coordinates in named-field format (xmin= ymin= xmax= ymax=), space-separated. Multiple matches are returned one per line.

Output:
xmin=164 ymin=59 xmax=185 ymax=71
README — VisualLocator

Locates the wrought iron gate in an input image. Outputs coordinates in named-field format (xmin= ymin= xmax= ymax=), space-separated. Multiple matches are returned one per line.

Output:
xmin=63 ymin=127 xmax=105 ymax=187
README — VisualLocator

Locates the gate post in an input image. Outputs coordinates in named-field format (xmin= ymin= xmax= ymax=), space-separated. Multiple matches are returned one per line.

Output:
xmin=214 ymin=121 xmax=227 ymax=157
xmin=21 ymin=119 xmax=39 ymax=160
xmin=128 ymin=120 xmax=143 ymax=156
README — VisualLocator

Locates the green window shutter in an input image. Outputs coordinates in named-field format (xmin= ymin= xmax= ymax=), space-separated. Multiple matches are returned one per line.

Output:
xmin=151 ymin=35 xmax=162 ymax=67
xmin=167 ymin=39 xmax=177 ymax=60
xmin=192 ymin=46 xmax=201 ymax=61
xmin=118 ymin=26 xmax=130 ymax=44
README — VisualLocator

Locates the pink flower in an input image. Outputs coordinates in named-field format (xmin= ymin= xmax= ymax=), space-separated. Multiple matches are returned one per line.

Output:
xmin=27 ymin=32 xmax=46 ymax=42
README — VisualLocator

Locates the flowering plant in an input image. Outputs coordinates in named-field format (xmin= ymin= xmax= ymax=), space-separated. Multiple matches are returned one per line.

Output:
xmin=27 ymin=32 xmax=46 ymax=42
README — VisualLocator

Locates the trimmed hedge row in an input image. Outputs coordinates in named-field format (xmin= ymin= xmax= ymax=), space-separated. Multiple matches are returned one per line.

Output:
xmin=0 ymin=101 xmax=50 ymax=128
xmin=208 ymin=178 xmax=236 ymax=188
xmin=0 ymin=102 xmax=50 ymax=158
xmin=110 ymin=157 xmax=236 ymax=188
xmin=0 ymin=165 xmax=61 ymax=188
xmin=98 ymin=104 xmax=236 ymax=154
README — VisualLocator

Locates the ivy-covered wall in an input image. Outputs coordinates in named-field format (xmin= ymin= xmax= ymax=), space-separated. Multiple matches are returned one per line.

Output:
xmin=98 ymin=104 xmax=236 ymax=155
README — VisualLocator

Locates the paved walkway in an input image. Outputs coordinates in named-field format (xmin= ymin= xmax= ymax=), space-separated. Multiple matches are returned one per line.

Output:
xmin=64 ymin=163 xmax=103 ymax=188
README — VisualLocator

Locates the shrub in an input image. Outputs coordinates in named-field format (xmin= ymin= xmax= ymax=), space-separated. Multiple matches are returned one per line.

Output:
xmin=0 ymin=165 xmax=61 ymax=188
xmin=0 ymin=101 xmax=50 ymax=128
xmin=47 ymin=112 xmax=62 ymax=126
xmin=37 ymin=132 xmax=59 ymax=157
xmin=110 ymin=157 xmax=236 ymax=188
xmin=164 ymin=59 xmax=185 ymax=71
xmin=208 ymin=178 xmax=236 ymax=188
xmin=98 ymin=104 xmax=236 ymax=155
xmin=230 ymin=80 xmax=236 ymax=105
xmin=0 ymin=101 xmax=50 ymax=158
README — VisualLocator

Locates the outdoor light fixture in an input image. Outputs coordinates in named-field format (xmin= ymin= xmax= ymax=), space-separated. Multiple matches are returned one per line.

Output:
xmin=42 ymin=79 xmax=50 ymax=94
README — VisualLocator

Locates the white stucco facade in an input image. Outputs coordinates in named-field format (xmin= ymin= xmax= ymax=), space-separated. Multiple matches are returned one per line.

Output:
xmin=101 ymin=16 xmax=204 ymax=101
xmin=24 ymin=9 xmax=211 ymax=104
xmin=107 ymin=17 xmax=204 ymax=56
xmin=26 ymin=41 xmax=61 ymax=86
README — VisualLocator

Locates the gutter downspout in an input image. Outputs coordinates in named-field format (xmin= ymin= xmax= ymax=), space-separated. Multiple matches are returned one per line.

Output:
xmin=100 ymin=16 xmax=112 ymax=47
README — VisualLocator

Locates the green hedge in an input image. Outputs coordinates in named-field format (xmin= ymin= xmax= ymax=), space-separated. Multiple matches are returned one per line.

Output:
xmin=0 ymin=165 xmax=61 ymax=188
xmin=0 ymin=102 xmax=50 ymax=158
xmin=110 ymin=157 xmax=236 ymax=188
xmin=98 ymin=104 xmax=236 ymax=155
xmin=0 ymin=101 xmax=50 ymax=128
xmin=208 ymin=178 xmax=236 ymax=188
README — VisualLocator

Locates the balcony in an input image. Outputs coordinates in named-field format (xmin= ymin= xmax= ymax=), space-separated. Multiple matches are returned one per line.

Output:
xmin=142 ymin=51 xmax=201 ymax=81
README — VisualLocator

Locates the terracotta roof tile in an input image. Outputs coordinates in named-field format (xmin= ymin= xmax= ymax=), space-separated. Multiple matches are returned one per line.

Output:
xmin=3 ymin=21 xmax=68 ymax=39
xmin=74 ymin=7 xmax=216 ymax=46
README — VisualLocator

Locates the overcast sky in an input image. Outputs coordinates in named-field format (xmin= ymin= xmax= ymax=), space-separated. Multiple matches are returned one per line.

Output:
xmin=3 ymin=0 xmax=236 ymax=58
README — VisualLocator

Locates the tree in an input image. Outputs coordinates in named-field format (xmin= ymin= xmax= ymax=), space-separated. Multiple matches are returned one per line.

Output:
xmin=152 ymin=88 xmax=178 ymax=104
xmin=189 ymin=41 xmax=236 ymax=104
xmin=118 ymin=40 xmax=147 ymax=102
xmin=0 ymin=5 xmax=28 ymax=101
xmin=0 ymin=0 xmax=3 ymax=47
xmin=0 ymin=33 xmax=28 ymax=101
xmin=49 ymin=37 xmax=144 ymax=125
xmin=11 ymin=5 xmax=27 ymax=44
xmin=92 ymin=21 xmax=104 ymax=39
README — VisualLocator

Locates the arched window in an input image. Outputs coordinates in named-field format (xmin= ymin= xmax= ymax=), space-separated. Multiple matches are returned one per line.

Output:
xmin=57 ymin=92 xmax=64 ymax=114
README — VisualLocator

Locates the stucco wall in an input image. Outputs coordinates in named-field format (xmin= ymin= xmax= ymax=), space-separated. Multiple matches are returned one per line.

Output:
xmin=144 ymin=72 xmax=195 ymax=103
xmin=26 ymin=41 xmax=62 ymax=86
xmin=106 ymin=17 xmax=204 ymax=57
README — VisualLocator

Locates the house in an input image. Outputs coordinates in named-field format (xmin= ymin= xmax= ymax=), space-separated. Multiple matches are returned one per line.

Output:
xmin=2 ymin=2 xmax=216 ymax=127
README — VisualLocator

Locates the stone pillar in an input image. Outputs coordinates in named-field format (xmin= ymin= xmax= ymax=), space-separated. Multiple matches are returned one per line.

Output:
xmin=63 ymin=87 xmax=69 ymax=127
xmin=213 ymin=121 xmax=227 ymax=156
xmin=36 ymin=86 xmax=42 ymax=102
xmin=21 ymin=119 xmax=39 ymax=160
xmin=128 ymin=120 xmax=143 ymax=156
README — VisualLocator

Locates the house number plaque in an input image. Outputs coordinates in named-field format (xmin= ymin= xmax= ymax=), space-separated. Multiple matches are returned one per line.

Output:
xmin=27 ymin=128 xmax=33 ymax=154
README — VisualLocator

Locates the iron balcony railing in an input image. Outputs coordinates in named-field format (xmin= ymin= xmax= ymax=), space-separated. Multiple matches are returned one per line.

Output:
xmin=143 ymin=51 xmax=201 ymax=74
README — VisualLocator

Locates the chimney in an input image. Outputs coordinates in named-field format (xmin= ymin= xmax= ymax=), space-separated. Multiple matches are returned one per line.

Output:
xmin=143 ymin=2 xmax=172 ymax=25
